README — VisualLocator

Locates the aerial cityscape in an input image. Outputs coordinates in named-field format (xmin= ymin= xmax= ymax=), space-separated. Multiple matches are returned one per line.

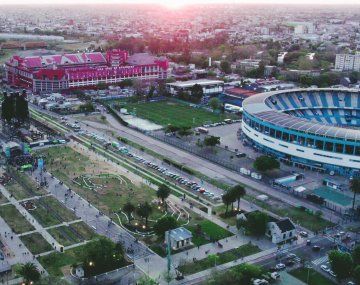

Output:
xmin=0 ymin=1 xmax=359 ymax=285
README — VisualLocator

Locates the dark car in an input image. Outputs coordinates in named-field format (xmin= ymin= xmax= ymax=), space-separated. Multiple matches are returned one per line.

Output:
xmin=285 ymin=260 xmax=295 ymax=266
xmin=312 ymin=245 xmax=321 ymax=252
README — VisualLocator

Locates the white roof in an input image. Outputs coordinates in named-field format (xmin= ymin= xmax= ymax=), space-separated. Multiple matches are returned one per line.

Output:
xmin=167 ymin=79 xmax=224 ymax=88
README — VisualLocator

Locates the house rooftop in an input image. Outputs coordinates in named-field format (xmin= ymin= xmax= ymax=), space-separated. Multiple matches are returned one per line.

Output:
xmin=276 ymin=218 xmax=296 ymax=233
xmin=166 ymin=227 xmax=192 ymax=242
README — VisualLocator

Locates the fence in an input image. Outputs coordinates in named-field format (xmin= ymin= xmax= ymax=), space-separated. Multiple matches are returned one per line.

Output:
xmin=148 ymin=132 xmax=242 ymax=173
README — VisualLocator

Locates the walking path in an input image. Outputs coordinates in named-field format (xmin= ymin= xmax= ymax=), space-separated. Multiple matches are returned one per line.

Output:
xmin=0 ymin=185 xmax=62 ymax=251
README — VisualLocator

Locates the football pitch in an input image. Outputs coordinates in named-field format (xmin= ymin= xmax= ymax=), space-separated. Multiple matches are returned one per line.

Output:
xmin=123 ymin=100 xmax=234 ymax=128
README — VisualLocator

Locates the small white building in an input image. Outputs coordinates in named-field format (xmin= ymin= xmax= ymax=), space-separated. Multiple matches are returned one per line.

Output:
xmin=166 ymin=79 xmax=224 ymax=96
xmin=266 ymin=218 xmax=296 ymax=244
xmin=165 ymin=227 xmax=193 ymax=250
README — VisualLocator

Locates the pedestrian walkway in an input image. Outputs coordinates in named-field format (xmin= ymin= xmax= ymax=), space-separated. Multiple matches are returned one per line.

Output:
xmin=0 ymin=185 xmax=62 ymax=252
xmin=312 ymin=255 xmax=328 ymax=266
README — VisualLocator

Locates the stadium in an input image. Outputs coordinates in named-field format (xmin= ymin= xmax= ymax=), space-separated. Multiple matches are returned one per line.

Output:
xmin=241 ymin=88 xmax=360 ymax=178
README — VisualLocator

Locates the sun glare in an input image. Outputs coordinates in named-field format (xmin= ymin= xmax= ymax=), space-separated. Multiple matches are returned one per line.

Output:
xmin=161 ymin=0 xmax=185 ymax=10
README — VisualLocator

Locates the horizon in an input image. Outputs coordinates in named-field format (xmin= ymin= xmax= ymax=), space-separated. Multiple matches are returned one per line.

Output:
xmin=0 ymin=0 xmax=359 ymax=6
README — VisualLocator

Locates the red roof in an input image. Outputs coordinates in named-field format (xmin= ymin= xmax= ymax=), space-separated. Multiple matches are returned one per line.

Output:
xmin=226 ymin=88 xmax=257 ymax=98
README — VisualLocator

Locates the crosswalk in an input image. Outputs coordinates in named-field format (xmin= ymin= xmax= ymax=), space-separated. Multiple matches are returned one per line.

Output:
xmin=312 ymin=255 xmax=328 ymax=266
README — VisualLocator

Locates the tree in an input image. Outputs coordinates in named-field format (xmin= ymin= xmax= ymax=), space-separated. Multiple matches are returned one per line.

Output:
xmin=157 ymin=184 xmax=171 ymax=209
xmin=253 ymin=155 xmax=280 ymax=172
xmin=328 ymin=250 xmax=353 ymax=281
xmin=207 ymin=254 xmax=220 ymax=266
xmin=122 ymin=201 xmax=135 ymax=221
xmin=165 ymin=124 xmax=180 ymax=133
xmin=136 ymin=276 xmax=157 ymax=285
xmin=245 ymin=211 xmax=268 ymax=236
xmin=153 ymin=216 xmax=178 ymax=238
xmin=354 ymin=265 xmax=360 ymax=285
xmin=81 ymin=237 xmax=125 ymax=277
xmin=230 ymin=184 xmax=246 ymax=210
xmin=137 ymin=202 xmax=153 ymax=227
xmin=177 ymin=126 xmax=193 ymax=137
xmin=1 ymin=92 xmax=15 ymax=123
xmin=16 ymin=262 xmax=41 ymax=284
xmin=353 ymin=245 xmax=360 ymax=266
xmin=203 ymin=136 xmax=220 ymax=148
xmin=222 ymin=190 xmax=236 ymax=214
xmin=208 ymin=97 xmax=221 ymax=111
xmin=190 ymin=84 xmax=203 ymax=103
xmin=350 ymin=179 xmax=360 ymax=211
xmin=220 ymin=61 xmax=231 ymax=74
xmin=222 ymin=191 xmax=232 ymax=214
xmin=15 ymin=90 xmax=29 ymax=123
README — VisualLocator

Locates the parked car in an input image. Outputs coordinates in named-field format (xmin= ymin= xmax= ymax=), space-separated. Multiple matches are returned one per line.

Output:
xmin=321 ymin=265 xmax=330 ymax=272
xmin=299 ymin=231 xmax=308 ymax=237
xmin=275 ymin=263 xmax=286 ymax=270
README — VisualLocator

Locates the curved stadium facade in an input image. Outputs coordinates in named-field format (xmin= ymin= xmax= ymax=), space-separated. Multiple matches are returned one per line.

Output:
xmin=241 ymin=88 xmax=360 ymax=177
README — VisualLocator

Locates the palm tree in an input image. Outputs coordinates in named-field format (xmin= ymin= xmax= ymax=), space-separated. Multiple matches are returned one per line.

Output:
xmin=350 ymin=178 xmax=360 ymax=211
xmin=17 ymin=262 xmax=40 ymax=284
xmin=222 ymin=192 xmax=232 ymax=214
xmin=157 ymin=184 xmax=171 ymax=209
xmin=123 ymin=201 xmax=135 ymax=221
xmin=231 ymin=185 xmax=246 ymax=211
xmin=137 ymin=202 xmax=153 ymax=227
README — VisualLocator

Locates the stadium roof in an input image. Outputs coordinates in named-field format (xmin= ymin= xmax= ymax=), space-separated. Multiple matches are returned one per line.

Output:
xmin=242 ymin=88 xmax=360 ymax=142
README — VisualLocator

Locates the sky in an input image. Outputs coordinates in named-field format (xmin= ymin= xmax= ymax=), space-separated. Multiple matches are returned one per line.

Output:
xmin=0 ymin=0 xmax=359 ymax=5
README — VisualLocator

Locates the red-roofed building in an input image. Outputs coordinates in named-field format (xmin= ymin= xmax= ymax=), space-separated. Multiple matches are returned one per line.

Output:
xmin=5 ymin=50 xmax=168 ymax=93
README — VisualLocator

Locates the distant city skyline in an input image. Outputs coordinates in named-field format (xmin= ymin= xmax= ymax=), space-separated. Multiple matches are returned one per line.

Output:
xmin=0 ymin=0 xmax=359 ymax=6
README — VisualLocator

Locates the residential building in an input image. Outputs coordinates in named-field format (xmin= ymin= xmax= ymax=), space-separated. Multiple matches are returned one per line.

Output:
xmin=165 ymin=227 xmax=192 ymax=250
xmin=266 ymin=218 xmax=296 ymax=244
xmin=335 ymin=53 xmax=360 ymax=72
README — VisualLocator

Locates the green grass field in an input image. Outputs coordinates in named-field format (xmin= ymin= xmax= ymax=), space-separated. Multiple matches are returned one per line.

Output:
xmin=179 ymin=243 xmax=261 ymax=275
xmin=186 ymin=219 xmax=233 ymax=246
xmin=38 ymin=246 xmax=85 ymax=276
xmin=21 ymin=233 xmax=53 ymax=255
xmin=0 ymin=204 xmax=35 ymax=234
xmin=122 ymin=100 xmax=233 ymax=128
xmin=48 ymin=222 xmax=97 ymax=246
xmin=290 ymin=267 xmax=336 ymax=285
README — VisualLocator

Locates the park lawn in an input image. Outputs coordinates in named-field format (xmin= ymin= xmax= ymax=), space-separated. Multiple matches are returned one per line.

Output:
xmin=21 ymin=233 xmax=53 ymax=255
xmin=39 ymin=196 xmax=77 ymax=222
xmin=30 ymin=201 xmax=62 ymax=227
xmin=70 ymin=221 xmax=97 ymax=240
xmin=179 ymin=243 xmax=261 ymax=275
xmin=36 ymin=146 xmax=159 ymax=219
xmin=290 ymin=267 xmax=336 ymax=285
xmin=186 ymin=220 xmax=233 ymax=247
xmin=8 ymin=168 xmax=47 ymax=197
xmin=48 ymin=226 xmax=81 ymax=246
xmin=38 ymin=246 xmax=85 ymax=277
xmin=0 ymin=204 xmax=35 ymax=234
xmin=123 ymin=100 xmax=233 ymax=128
xmin=5 ymin=181 xmax=33 ymax=200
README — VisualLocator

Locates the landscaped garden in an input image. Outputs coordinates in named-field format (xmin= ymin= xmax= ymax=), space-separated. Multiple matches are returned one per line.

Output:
xmin=20 ymin=232 xmax=53 ymax=255
xmin=178 ymin=243 xmax=261 ymax=275
xmin=48 ymin=222 xmax=97 ymax=246
xmin=0 ymin=204 xmax=35 ymax=234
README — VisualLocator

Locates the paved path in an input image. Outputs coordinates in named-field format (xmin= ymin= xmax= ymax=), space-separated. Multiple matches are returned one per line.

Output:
xmin=0 ymin=216 xmax=46 ymax=274
xmin=0 ymin=185 xmax=61 ymax=251
xmin=31 ymin=169 xmax=152 ymax=260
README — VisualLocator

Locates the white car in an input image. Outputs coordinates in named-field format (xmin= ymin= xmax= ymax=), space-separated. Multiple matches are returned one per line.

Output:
xmin=320 ymin=265 xmax=330 ymax=272
xmin=275 ymin=263 xmax=286 ymax=270
xmin=329 ymin=270 xmax=336 ymax=277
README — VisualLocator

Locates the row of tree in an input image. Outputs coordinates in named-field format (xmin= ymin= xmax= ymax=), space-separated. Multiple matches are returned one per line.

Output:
xmin=1 ymin=90 xmax=29 ymax=125
xmin=328 ymin=245 xmax=360 ymax=282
